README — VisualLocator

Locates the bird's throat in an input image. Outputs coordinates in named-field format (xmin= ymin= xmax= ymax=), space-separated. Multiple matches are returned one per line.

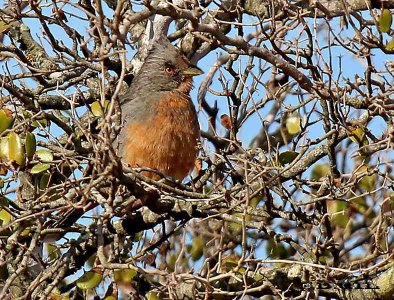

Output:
xmin=178 ymin=77 xmax=193 ymax=94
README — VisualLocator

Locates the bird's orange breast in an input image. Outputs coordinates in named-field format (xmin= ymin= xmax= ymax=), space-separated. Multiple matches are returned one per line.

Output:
xmin=122 ymin=92 xmax=200 ymax=180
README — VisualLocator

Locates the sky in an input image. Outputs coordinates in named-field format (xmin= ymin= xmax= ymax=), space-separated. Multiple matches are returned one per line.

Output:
xmin=0 ymin=1 xmax=393 ymax=297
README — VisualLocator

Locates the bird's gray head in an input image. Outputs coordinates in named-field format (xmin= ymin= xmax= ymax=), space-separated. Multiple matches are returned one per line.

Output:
xmin=137 ymin=39 xmax=203 ymax=93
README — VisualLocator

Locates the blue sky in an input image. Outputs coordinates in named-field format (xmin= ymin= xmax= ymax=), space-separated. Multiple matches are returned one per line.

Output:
xmin=1 ymin=1 xmax=393 ymax=297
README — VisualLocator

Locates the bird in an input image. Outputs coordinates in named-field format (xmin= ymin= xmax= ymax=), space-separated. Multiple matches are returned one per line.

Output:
xmin=118 ymin=38 xmax=203 ymax=181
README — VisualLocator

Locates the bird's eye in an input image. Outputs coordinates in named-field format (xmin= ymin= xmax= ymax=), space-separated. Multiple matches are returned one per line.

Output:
xmin=164 ymin=63 xmax=176 ymax=75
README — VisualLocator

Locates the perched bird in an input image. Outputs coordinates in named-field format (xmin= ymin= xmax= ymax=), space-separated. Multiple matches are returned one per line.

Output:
xmin=118 ymin=39 xmax=203 ymax=180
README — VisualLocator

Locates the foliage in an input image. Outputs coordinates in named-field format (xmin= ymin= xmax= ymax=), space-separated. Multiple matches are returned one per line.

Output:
xmin=0 ymin=0 xmax=393 ymax=299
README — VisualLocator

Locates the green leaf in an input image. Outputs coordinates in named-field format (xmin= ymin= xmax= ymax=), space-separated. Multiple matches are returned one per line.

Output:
xmin=146 ymin=292 xmax=160 ymax=300
xmin=351 ymin=197 xmax=368 ymax=214
xmin=379 ymin=9 xmax=392 ymax=33
xmin=47 ymin=243 xmax=61 ymax=261
xmin=167 ymin=254 xmax=176 ymax=272
xmin=48 ymin=288 xmax=69 ymax=300
xmin=22 ymin=111 xmax=32 ymax=119
xmin=114 ymin=269 xmax=137 ymax=283
xmin=266 ymin=240 xmax=290 ymax=259
xmin=8 ymin=132 xmax=24 ymax=165
xmin=31 ymin=118 xmax=48 ymax=128
xmin=39 ymin=173 xmax=50 ymax=190
xmin=327 ymin=200 xmax=349 ymax=228
xmin=359 ymin=174 xmax=376 ymax=191
xmin=0 ymin=208 xmax=11 ymax=226
xmin=25 ymin=133 xmax=36 ymax=158
xmin=228 ymin=212 xmax=243 ymax=235
xmin=86 ymin=254 xmax=96 ymax=270
xmin=357 ymin=165 xmax=376 ymax=192
xmin=91 ymin=100 xmax=110 ymax=117
xmin=348 ymin=127 xmax=368 ymax=145
xmin=36 ymin=149 xmax=53 ymax=162
xmin=285 ymin=112 xmax=301 ymax=135
xmin=311 ymin=164 xmax=331 ymax=180
xmin=189 ymin=236 xmax=204 ymax=261
xmin=31 ymin=163 xmax=51 ymax=174
xmin=379 ymin=237 xmax=388 ymax=251
xmin=0 ymin=21 xmax=12 ymax=34
xmin=0 ymin=197 xmax=9 ymax=207
xmin=76 ymin=269 xmax=103 ymax=290
xmin=386 ymin=38 xmax=394 ymax=50
xmin=132 ymin=231 xmax=143 ymax=242
xmin=223 ymin=256 xmax=240 ymax=271
xmin=0 ymin=109 xmax=14 ymax=134
xmin=279 ymin=151 xmax=299 ymax=165
xmin=0 ymin=137 xmax=8 ymax=158
xmin=21 ymin=227 xmax=30 ymax=237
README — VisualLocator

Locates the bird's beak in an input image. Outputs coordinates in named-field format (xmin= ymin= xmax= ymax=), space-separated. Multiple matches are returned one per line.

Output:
xmin=181 ymin=65 xmax=204 ymax=77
